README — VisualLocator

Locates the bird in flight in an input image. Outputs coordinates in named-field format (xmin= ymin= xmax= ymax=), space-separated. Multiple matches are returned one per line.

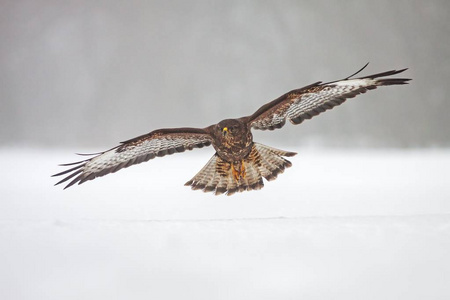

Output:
xmin=53 ymin=64 xmax=410 ymax=195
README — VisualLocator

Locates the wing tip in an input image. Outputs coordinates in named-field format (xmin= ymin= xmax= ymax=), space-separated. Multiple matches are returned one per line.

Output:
xmin=376 ymin=77 xmax=412 ymax=86
xmin=284 ymin=151 xmax=297 ymax=157
xmin=360 ymin=67 xmax=410 ymax=80
xmin=345 ymin=62 xmax=370 ymax=80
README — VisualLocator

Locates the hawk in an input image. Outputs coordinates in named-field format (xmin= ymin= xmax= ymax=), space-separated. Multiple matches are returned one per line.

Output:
xmin=53 ymin=64 xmax=410 ymax=195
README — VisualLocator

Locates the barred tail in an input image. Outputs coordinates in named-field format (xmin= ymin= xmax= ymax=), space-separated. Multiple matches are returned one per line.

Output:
xmin=184 ymin=143 xmax=296 ymax=196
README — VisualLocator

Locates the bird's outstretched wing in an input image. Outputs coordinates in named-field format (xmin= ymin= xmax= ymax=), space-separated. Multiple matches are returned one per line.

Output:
xmin=53 ymin=128 xmax=212 ymax=189
xmin=247 ymin=64 xmax=411 ymax=131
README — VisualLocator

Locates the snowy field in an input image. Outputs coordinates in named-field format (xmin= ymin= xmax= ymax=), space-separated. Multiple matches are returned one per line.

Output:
xmin=1 ymin=147 xmax=450 ymax=300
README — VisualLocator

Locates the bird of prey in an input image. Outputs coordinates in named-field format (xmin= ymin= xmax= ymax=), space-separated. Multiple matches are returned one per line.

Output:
xmin=53 ymin=64 xmax=410 ymax=195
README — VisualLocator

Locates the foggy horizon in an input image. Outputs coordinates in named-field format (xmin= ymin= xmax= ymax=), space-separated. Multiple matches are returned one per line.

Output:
xmin=2 ymin=0 xmax=449 ymax=149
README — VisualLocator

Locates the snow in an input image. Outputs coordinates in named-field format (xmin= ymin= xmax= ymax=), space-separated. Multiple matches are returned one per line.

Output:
xmin=1 ymin=148 xmax=450 ymax=300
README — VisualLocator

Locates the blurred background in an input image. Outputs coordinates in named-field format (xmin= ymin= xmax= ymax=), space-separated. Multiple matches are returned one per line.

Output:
xmin=1 ymin=0 xmax=449 ymax=149
xmin=2 ymin=1 xmax=450 ymax=300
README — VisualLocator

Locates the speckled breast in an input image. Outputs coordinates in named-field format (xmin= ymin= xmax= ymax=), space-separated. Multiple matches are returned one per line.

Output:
xmin=215 ymin=130 xmax=253 ymax=163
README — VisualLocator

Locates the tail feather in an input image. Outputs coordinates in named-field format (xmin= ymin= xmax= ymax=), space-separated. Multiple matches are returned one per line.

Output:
xmin=204 ymin=169 xmax=220 ymax=193
xmin=254 ymin=143 xmax=294 ymax=181
xmin=185 ymin=143 xmax=296 ymax=196
xmin=215 ymin=175 xmax=229 ymax=195
xmin=187 ymin=154 xmax=217 ymax=191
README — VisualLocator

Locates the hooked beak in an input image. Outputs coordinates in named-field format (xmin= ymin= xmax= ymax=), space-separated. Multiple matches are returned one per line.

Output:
xmin=222 ymin=127 xmax=228 ymax=136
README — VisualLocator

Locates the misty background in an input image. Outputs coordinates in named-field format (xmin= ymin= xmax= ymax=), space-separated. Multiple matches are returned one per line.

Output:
xmin=1 ymin=0 xmax=449 ymax=149
xmin=2 ymin=1 xmax=450 ymax=300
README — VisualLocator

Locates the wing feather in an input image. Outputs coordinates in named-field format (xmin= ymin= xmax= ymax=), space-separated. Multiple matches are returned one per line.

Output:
xmin=248 ymin=65 xmax=411 ymax=131
xmin=53 ymin=127 xmax=212 ymax=189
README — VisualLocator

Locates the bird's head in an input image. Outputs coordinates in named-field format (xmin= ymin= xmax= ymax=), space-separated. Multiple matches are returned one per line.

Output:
xmin=211 ymin=118 xmax=253 ymax=154
xmin=217 ymin=119 xmax=244 ymax=139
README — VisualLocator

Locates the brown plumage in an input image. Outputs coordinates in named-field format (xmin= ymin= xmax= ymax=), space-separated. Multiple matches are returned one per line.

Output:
xmin=53 ymin=64 xmax=410 ymax=195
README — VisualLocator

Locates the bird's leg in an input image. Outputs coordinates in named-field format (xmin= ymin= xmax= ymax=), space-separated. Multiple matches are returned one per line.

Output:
xmin=231 ymin=160 xmax=246 ymax=182
xmin=240 ymin=160 xmax=246 ymax=179
xmin=231 ymin=163 xmax=240 ymax=181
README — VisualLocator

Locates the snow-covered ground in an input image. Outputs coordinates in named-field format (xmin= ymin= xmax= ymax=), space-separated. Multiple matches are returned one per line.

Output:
xmin=1 ymin=148 xmax=450 ymax=300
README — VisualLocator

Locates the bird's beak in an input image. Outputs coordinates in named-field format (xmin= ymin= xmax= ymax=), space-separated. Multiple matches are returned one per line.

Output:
xmin=222 ymin=127 xmax=228 ymax=136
